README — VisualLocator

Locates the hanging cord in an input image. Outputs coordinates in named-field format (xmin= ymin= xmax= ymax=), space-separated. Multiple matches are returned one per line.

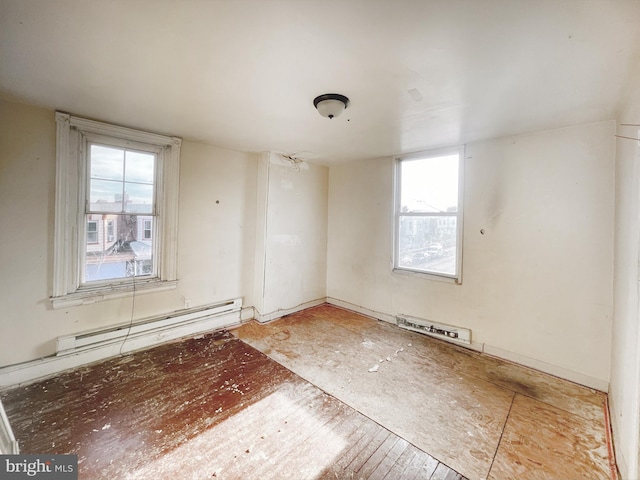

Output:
xmin=615 ymin=124 xmax=640 ymax=142
xmin=614 ymin=134 xmax=640 ymax=142
xmin=119 ymin=258 xmax=136 ymax=356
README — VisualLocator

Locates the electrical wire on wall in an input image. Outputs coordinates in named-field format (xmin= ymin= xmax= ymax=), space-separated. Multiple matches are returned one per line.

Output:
xmin=118 ymin=258 xmax=137 ymax=356
xmin=614 ymin=134 xmax=640 ymax=141
xmin=615 ymin=123 xmax=640 ymax=142
xmin=279 ymin=152 xmax=308 ymax=172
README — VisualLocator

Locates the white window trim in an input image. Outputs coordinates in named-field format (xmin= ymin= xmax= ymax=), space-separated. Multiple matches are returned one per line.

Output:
xmin=393 ymin=146 xmax=465 ymax=284
xmin=52 ymin=113 xmax=181 ymax=308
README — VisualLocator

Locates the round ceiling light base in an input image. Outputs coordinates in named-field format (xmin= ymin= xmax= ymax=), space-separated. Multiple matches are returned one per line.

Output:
xmin=313 ymin=93 xmax=350 ymax=119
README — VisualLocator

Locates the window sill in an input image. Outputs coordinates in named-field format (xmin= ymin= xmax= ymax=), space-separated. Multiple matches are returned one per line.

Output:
xmin=392 ymin=267 xmax=461 ymax=285
xmin=50 ymin=279 xmax=178 ymax=309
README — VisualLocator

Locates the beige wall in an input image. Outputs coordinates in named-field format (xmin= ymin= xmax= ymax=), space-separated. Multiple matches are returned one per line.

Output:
xmin=611 ymin=71 xmax=640 ymax=478
xmin=327 ymin=121 xmax=615 ymax=387
xmin=253 ymin=153 xmax=328 ymax=318
xmin=177 ymin=140 xmax=257 ymax=309
xmin=0 ymin=99 xmax=259 ymax=366
xmin=262 ymin=157 xmax=327 ymax=315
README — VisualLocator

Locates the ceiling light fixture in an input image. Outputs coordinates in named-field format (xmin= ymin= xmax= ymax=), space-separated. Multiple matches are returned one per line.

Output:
xmin=313 ymin=93 xmax=349 ymax=119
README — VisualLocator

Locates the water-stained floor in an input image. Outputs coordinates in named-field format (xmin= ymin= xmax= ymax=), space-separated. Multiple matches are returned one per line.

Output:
xmin=233 ymin=304 xmax=616 ymax=480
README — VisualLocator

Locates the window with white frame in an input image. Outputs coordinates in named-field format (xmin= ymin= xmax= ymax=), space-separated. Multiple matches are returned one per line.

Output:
xmin=52 ymin=113 xmax=181 ymax=308
xmin=86 ymin=221 xmax=98 ymax=244
xmin=143 ymin=219 xmax=152 ymax=240
xmin=106 ymin=219 xmax=115 ymax=242
xmin=394 ymin=147 xmax=464 ymax=281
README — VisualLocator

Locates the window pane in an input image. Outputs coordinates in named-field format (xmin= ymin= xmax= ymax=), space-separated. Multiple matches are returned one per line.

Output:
xmin=125 ymin=151 xmax=155 ymax=184
xmin=107 ymin=220 xmax=114 ymax=241
xmin=87 ymin=221 xmax=98 ymax=244
xmin=84 ymin=214 xmax=154 ymax=282
xmin=124 ymin=182 xmax=154 ymax=213
xmin=143 ymin=219 xmax=152 ymax=239
xmin=90 ymin=145 xmax=124 ymax=181
xmin=400 ymin=154 xmax=459 ymax=213
xmin=89 ymin=179 xmax=124 ymax=212
xmin=397 ymin=215 xmax=457 ymax=276
xmin=89 ymin=145 xmax=155 ymax=214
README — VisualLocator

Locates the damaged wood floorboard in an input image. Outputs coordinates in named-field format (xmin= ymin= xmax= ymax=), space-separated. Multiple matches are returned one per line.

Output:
xmin=0 ymin=331 xmax=465 ymax=480
xmin=233 ymin=304 xmax=615 ymax=480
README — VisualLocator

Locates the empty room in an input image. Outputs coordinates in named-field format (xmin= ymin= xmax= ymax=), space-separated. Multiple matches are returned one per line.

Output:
xmin=1 ymin=1 xmax=640 ymax=479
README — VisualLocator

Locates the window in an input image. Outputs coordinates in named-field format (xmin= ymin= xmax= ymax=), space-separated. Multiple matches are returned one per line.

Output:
xmin=143 ymin=219 xmax=152 ymax=240
xmin=52 ymin=113 xmax=181 ymax=308
xmin=86 ymin=221 xmax=98 ymax=244
xmin=84 ymin=143 xmax=157 ymax=283
xmin=106 ymin=220 xmax=115 ymax=242
xmin=394 ymin=146 xmax=464 ymax=282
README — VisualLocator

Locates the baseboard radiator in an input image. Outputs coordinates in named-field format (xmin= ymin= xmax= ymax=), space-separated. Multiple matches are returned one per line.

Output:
xmin=396 ymin=314 xmax=471 ymax=345
xmin=0 ymin=399 xmax=19 ymax=454
xmin=56 ymin=298 xmax=243 ymax=356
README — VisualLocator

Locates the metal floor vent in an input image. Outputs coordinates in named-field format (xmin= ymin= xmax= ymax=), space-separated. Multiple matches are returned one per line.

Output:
xmin=396 ymin=315 xmax=471 ymax=345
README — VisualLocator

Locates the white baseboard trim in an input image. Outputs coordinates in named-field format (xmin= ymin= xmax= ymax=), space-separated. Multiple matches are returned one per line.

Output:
xmin=0 ymin=399 xmax=19 ymax=454
xmin=326 ymin=297 xmax=396 ymax=324
xmin=0 ymin=310 xmax=243 ymax=389
xmin=255 ymin=298 xmax=326 ymax=323
xmin=1 ymin=298 xmax=610 ymax=394
xmin=483 ymin=344 xmax=609 ymax=392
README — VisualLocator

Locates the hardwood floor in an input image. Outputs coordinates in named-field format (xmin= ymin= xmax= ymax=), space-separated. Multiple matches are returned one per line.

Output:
xmin=0 ymin=330 xmax=465 ymax=480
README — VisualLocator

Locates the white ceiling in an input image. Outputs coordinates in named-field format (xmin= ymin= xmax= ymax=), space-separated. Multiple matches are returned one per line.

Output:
xmin=2 ymin=0 xmax=640 ymax=164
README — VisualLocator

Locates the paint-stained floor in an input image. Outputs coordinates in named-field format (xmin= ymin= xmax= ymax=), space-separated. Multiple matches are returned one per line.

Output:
xmin=233 ymin=305 xmax=616 ymax=480
xmin=0 ymin=329 xmax=465 ymax=480
xmin=0 ymin=304 xmax=615 ymax=480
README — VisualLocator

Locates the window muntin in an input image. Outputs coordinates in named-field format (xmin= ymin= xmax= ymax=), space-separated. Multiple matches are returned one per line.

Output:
xmin=395 ymin=147 xmax=463 ymax=281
